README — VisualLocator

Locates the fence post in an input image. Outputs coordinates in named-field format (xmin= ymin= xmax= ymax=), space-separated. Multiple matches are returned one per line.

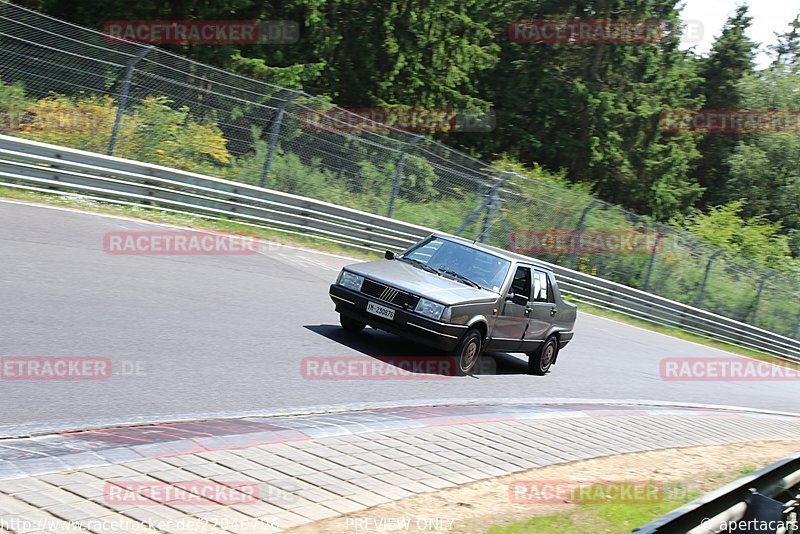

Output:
xmin=479 ymin=173 xmax=513 ymax=244
xmin=643 ymin=231 xmax=665 ymax=292
xmin=108 ymin=46 xmax=153 ymax=156
xmin=794 ymin=311 xmax=800 ymax=340
xmin=387 ymin=134 xmax=423 ymax=218
xmin=570 ymin=200 xmax=600 ymax=269
xmin=695 ymin=250 xmax=723 ymax=308
xmin=456 ymin=172 xmax=511 ymax=241
xmin=479 ymin=198 xmax=495 ymax=243
xmin=750 ymin=272 xmax=777 ymax=324
xmin=259 ymin=91 xmax=301 ymax=188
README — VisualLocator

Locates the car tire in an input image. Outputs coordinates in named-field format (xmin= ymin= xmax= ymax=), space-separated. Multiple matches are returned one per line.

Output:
xmin=453 ymin=328 xmax=483 ymax=376
xmin=527 ymin=336 xmax=558 ymax=376
xmin=340 ymin=314 xmax=366 ymax=333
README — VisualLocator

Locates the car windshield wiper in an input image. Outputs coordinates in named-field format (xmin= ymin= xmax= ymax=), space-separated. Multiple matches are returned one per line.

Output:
xmin=399 ymin=257 xmax=439 ymax=274
xmin=436 ymin=268 xmax=482 ymax=289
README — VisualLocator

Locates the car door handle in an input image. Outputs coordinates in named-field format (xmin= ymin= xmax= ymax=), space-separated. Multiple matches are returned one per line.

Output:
xmin=550 ymin=308 xmax=558 ymax=316
xmin=524 ymin=308 xmax=531 ymax=316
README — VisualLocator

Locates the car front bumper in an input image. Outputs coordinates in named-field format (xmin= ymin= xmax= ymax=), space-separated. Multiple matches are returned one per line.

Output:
xmin=329 ymin=284 xmax=468 ymax=352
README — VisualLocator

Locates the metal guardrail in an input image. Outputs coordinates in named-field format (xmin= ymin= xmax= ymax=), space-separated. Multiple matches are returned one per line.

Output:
xmin=635 ymin=451 xmax=800 ymax=533
xmin=3 ymin=0 xmax=800 ymax=342
xmin=1 ymin=133 xmax=799 ymax=364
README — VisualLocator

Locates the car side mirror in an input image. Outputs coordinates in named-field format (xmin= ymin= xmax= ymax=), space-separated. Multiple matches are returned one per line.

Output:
xmin=509 ymin=293 xmax=529 ymax=306
xmin=384 ymin=250 xmax=395 ymax=260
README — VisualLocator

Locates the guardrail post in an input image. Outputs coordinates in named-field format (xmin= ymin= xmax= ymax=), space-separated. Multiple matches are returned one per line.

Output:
xmin=259 ymin=91 xmax=301 ymax=188
xmin=387 ymin=134 xmax=423 ymax=218
xmin=108 ymin=46 xmax=153 ymax=156
xmin=750 ymin=272 xmax=777 ymax=324
xmin=643 ymin=231 xmax=665 ymax=292
xmin=571 ymin=200 xmax=600 ymax=269
xmin=694 ymin=249 xmax=723 ymax=308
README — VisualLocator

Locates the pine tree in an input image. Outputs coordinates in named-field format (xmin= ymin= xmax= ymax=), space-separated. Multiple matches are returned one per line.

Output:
xmin=770 ymin=12 xmax=800 ymax=70
xmin=691 ymin=5 xmax=757 ymax=207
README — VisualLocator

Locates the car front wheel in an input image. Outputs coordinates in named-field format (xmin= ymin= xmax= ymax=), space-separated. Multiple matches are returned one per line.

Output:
xmin=453 ymin=328 xmax=482 ymax=376
xmin=340 ymin=314 xmax=366 ymax=333
xmin=527 ymin=336 xmax=558 ymax=375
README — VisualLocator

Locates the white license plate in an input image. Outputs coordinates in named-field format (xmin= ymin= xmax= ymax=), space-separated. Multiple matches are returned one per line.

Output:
xmin=366 ymin=301 xmax=395 ymax=320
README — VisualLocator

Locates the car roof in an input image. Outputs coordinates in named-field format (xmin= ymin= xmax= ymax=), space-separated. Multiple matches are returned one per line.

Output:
xmin=432 ymin=233 xmax=555 ymax=273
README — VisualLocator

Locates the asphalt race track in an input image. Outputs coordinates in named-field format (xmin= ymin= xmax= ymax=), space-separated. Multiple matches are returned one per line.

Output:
xmin=1 ymin=200 xmax=798 ymax=437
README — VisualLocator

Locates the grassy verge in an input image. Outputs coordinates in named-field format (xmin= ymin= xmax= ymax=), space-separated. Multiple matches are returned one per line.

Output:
xmin=485 ymin=466 xmax=757 ymax=534
xmin=0 ymin=186 xmax=379 ymax=262
xmin=0 ymin=185 xmax=793 ymax=369
xmin=573 ymin=299 xmax=792 ymax=366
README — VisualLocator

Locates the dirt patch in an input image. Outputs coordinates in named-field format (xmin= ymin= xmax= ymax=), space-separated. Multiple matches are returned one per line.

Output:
xmin=287 ymin=440 xmax=800 ymax=534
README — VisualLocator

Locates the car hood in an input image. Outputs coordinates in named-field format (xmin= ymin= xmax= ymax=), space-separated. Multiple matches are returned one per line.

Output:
xmin=344 ymin=260 xmax=499 ymax=305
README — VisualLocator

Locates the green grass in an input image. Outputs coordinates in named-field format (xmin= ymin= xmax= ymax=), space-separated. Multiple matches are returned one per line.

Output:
xmin=0 ymin=185 xmax=380 ymax=262
xmin=572 ymin=299 xmax=794 ymax=367
xmin=489 ymin=464 xmax=788 ymax=534
xmin=486 ymin=481 xmax=706 ymax=534
xmin=486 ymin=498 xmax=697 ymax=534
xmin=0 ymin=184 xmax=794 ymax=370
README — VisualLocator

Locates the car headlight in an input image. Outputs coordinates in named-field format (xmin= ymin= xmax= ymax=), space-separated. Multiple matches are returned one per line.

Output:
xmin=415 ymin=298 xmax=446 ymax=320
xmin=337 ymin=271 xmax=364 ymax=292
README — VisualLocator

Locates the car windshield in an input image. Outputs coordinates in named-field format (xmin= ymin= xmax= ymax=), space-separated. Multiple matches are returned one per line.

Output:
xmin=401 ymin=237 xmax=511 ymax=292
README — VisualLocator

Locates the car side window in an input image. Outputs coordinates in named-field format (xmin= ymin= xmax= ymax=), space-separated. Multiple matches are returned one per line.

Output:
xmin=533 ymin=270 xmax=551 ymax=302
xmin=510 ymin=267 xmax=531 ymax=298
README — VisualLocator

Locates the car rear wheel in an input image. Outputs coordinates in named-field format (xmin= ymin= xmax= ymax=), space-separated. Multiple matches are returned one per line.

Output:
xmin=527 ymin=336 xmax=558 ymax=375
xmin=453 ymin=328 xmax=482 ymax=376
xmin=340 ymin=314 xmax=366 ymax=333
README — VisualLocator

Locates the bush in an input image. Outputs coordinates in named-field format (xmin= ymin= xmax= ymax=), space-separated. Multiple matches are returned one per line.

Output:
xmin=0 ymin=84 xmax=230 ymax=174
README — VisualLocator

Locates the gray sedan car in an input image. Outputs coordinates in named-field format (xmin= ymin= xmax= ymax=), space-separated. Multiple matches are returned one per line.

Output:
xmin=329 ymin=234 xmax=577 ymax=375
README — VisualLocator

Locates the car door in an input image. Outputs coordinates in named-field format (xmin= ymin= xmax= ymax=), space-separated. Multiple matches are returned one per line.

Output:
xmin=486 ymin=265 xmax=531 ymax=352
xmin=522 ymin=269 xmax=555 ymax=351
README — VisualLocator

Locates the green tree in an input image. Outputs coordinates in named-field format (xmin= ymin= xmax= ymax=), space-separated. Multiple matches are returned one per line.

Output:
xmin=770 ymin=11 xmax=800 ymax=70
xmin=465 ymin=0 xmax=703 ymax=220
xmin=724 ymin=67 xmax=800 ymax=256
xmin=691 ymin=6 xmax=757 ymax=207
xmin=312 ymin=0 xmax=498 ymax=111
xmin=30 ymin=0 xmax=328 ymax=87
xmin=682 ymin=200 xmax=794 ymax=269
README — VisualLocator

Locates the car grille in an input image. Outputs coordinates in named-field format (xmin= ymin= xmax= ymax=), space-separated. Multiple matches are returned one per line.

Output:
xmin=361 ymin=279 xmax=420 ymax=310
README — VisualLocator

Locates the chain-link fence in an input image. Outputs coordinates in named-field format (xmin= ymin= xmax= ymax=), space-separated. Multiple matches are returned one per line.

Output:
xmin=1 ymin=1 xmax=798 ymax=340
